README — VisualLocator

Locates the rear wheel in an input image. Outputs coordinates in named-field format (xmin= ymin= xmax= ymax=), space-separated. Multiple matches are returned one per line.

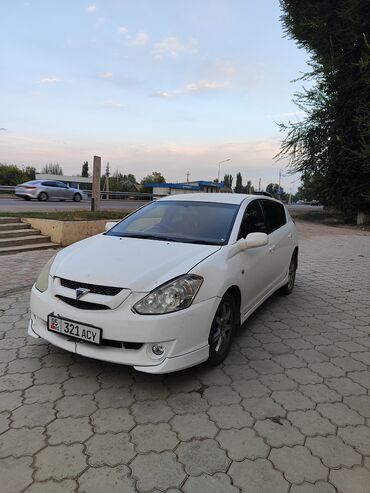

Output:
xmin=208 ymin=293 xmax=236 ymax=365
xmin=279 ymin=254 xmax=297 ymax=295
xmin=73 ymin=193 xmax=82 ymax=202
xmin=38 ymin=192 xmax=48 ymax=201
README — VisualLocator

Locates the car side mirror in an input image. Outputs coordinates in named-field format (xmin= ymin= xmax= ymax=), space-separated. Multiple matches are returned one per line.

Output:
xmin=238 ymin=232 xmax=268 ymax=251
xmin=105 ymin=221 xmax=117 ymax=232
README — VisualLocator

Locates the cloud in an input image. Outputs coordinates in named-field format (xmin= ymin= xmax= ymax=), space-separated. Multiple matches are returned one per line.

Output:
xmin=117 ymin=26 xmax=128 ymax=33
xmin=153 ymin=37 xmax=197 ymax=60
xmin=0 ymin=127 xmax=6 ymax=131
xmin=185 ymin=79 xmax=229 ymax=93
xmin=86 ymin=5 xmax=97 ymax=13
xmin=101 ymin=101 xmax=125 ymax=109
xmin=39 ymin=75 xmax=60 ymax=84
xmin=151 ymin=91 xmax=171 ymax=99
xmin=130 ymin=31 xmax=149 ymax=46
xmin=100 ymin=71 xmax=113 ymax=79
xmin=214 ymin=59 xmax=236 ymax=75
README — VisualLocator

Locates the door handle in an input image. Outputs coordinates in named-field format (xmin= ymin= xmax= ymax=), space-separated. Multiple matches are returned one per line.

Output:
xmin=288 ymin=233 xmax=293 ymax=240
xmin=269 ymin=244 xmax=275 ymax=253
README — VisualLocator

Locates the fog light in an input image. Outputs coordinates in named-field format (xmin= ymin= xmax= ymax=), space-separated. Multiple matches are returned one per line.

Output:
xmin=152 ymin=344 xmax=165 ymax=356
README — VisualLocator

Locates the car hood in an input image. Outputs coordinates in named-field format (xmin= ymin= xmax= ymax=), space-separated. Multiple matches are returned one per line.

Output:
xmin=51 ymin=234 xmax=220 ymax=292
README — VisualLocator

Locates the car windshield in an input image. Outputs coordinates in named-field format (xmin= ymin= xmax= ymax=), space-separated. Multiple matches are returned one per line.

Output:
xmin=106 ymin=200 xmax=239 ymax=245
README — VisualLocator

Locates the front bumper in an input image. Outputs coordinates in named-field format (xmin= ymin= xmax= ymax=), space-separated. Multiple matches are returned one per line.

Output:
xmin=29 ymin=285 xmax=219 ymax=373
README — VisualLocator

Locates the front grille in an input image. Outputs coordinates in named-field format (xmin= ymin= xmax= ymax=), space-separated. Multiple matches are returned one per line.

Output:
xmin=59 ymin=278 xmax=122 ymax=297
xmin=56 ymin=295 xmax=109 ymax=310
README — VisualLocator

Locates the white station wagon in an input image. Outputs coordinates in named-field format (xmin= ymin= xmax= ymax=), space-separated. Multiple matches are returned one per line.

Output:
xmin=29 ymin=193 xmax=299 ymax=373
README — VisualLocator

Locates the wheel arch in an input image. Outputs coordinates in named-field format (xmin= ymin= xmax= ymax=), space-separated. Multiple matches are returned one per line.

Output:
xmin=224 ymin=285 xmax=241 ymax=327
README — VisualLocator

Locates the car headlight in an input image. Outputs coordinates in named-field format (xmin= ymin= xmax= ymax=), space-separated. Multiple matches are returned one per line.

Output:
xmin=133 ymin=275 xmax=203 ymax=315
xmin=35 ymin=256 xmax=55 ymax=292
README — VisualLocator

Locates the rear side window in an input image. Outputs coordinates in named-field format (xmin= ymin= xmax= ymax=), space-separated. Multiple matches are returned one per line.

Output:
xmin=261 ymin=200 xmax=286 ymax=234
xmin=238 ymin=201 xmax=266 ymax=239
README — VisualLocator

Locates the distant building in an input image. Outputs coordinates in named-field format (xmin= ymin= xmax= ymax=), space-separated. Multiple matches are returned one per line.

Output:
xmin=36 ymin=174 xmax=92 ymax=190
xmin=146 ymin=180 xmax=229 ymax=196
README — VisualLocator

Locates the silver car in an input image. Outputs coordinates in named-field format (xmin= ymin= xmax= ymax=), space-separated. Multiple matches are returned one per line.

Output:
xmin=15 ymin=180 xmax=87 ymax=202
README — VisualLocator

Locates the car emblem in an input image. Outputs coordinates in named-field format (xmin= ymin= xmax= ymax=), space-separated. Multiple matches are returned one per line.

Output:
xmin=75 ymin=288 xmax=90 ymax=300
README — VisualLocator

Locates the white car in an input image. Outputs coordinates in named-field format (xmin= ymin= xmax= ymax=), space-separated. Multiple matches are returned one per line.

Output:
xmin=29 ymin=193 xmax=299 ymax=373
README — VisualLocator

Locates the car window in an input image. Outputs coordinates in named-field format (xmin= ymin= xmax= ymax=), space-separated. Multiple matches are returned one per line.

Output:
xmin=55 ymin=181 xmax=68 ymax=188
xmin=106 ymin=200 xmax=239 ymax=245
xmin=261 ymin=200 xmax=287 ymax=234
xmin=41 ymin=181 xmax=55 ymax=187
xmin=237 ymin=201 xmax=266 ymax=240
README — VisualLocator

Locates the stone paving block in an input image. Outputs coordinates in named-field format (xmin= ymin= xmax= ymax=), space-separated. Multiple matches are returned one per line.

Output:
xmin=260 ymin=372 xmax=297 ymax=391
xmin=286 ymin=367 xmax=323 ymax=384
xmin=167 ymin=392 xmax=208 ymax=414
xmin=344 ymin=395 xmax=370 ymax=418
xmin=62 ymin=377 xmax=100 ymax=395
xmin=249 ymin=359 xmax=283 ymax=374
xmin=94 ymin=388 xmax=133 ymax=409
xmin=229 ymin=458 xmax=289 ymax=493
xmin=11 ymin=402 xmax=55 ymax=428
xmin=132 ymin=399 xmax=174 ymax=423
xmin=56 ymin=395 xmax=97 ymax=418
xmin=131 ymin=423 xmax=178 ymax=452
xmin=300 ymin=383 xmax=341 ymax=403
xmin=0 ymin=390 xmax=22 ymax=412
xmin=287 ymin=410 xmax=336 ymax=436
xmin=290 ymin=483 xmax=336 ymax=493
xmin=47 ymin=417 xmax=93 ymax=445
xmin=34 ymin=443 xmax=87 ymax=481
xmin=0 ymin=372 xmax=33 ymax=392
xmin=207 ymin=403 xmax=254 ymax=429
xmin=98 ymin=367 xmax=135 ymax=388
xmin=330 ymin=466 xmax=370 ymax=493
xmin=269 ymin=445 xmax=328 ymax=484
xmin=7 ymin=357 xmax=41 ymax=373
xmin=91 ymin=407 xmax=135 ymax=433
xmin=295 ymin=349 xmax=328 ymax=363
xmin=348 ymin=370 xmax=370 ymax=389
xmin=272 ymin=390 xmax=315 ymax=411
xmin=131 ymin=451 xmax=186 ymax=492
xmin=338 ymin=425 xmax=370 ymax=455
xmin=77 ymin=465 xmax=136 ymax=493
xmin=164 ymin=373 xmax=202 ymax=393
xmin=203 ymin=385 xmax=241 ymax=405
xmin=242 ymin=396 xmax=286 ymax=420
xmin=196 ymin=368 xmax=231 ymax=386
xmin=24 ymin=383 xmax=63 ymax=404
xmin=326 ymin=377 xmax=366 ymax=396
xmin=85 ymin=432 xmax=135 ymax=466
xmin=331 ymin=356 xmax=366 ymax=372
xmin=171 ymin=412 xmax=218 ymax=440
xmin=217 ymin=427 xmax=269 ymax=460
xmin=34 ymin=367 xmax=69 ymax=385
xmin=232 ymin=379 xmax=270 ymax=398
xmin=131 ymin=381 xmax=170 ymax=401
xmin=177 ymin=439 xmax=230 ymax=475
xmin=0 ymin=426 xmax=45 ymax=458
xmin=0 ymin=456 xmax=33 ymax=493
xmin=254 ymin=418 xmax=305 ymax=447
xmin=25 ymin=479 xmax=77 ymax=493
xmin=317 ymin=402 xmax=365 ymax=426
xmin=183 ymin=472 xmax=239 ymax=493
xmin=273 ymin=354 xmax=307 ymax=369
xmin=306 ymin=435 xmax=362 ymax=468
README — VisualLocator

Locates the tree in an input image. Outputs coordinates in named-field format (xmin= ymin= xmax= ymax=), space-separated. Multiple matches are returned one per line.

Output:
xmin=41 ymin=163 xmax=64 ymax=175
xmin=81 ymin=161 xmax=89 ymax=177
xmin=223 ymin=174 xmax=233 ymax=189
xmin=234 ymin=172 xmax=243 ymax=193
xmin=141 ymin=171 xmax=166 ymax=191
xmin=245 ymin=180 xmax=254 ymax=194
xmin=277 ymin=0 xmax=370 ymax=221
xmin=24 ymin=166 xmax=36 ymax=180
xmin=0 ymin=164 xmax=27 ymax=185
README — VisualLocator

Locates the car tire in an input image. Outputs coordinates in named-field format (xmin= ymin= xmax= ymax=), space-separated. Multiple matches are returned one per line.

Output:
xmin=38 ymin=192 xmax=48 ymax=201
xmin=279 ymin=253 xmax=297 ymax=295
xmin=73 ymin=193 xmax=82 ymax=202
xmin=23 ymin=196 xmax=31 ymax=201
xmin=208 ymin=292 xmax=237 ymax=366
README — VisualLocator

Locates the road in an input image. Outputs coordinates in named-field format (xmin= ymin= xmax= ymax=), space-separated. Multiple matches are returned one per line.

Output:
xmin=0 ymin=220 xmax=369 ymax=492
xmin=0 ymin=197 xmax=323 ymax=214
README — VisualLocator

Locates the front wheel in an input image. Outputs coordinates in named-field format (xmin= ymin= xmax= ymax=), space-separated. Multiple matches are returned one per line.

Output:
xmin=208 ymin=293 xmax=237 ymax=366
xmin=279 ymin=254 xmax=297 ymax=295
xmin=73 ymin=193 xmax=82 ymax=202
xmin=38 ymin=192 xmax=48 ymax=201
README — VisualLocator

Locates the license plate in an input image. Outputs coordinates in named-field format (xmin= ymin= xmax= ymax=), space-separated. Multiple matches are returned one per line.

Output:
xmin=47 ymin=315 xmax=102 ymax=345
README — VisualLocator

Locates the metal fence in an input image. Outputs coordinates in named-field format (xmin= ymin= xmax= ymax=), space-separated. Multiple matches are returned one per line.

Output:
xmin=0 ymin=185 xmax=154 ymax=200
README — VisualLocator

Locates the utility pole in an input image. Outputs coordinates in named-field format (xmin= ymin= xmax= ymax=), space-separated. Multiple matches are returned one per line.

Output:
xmin=186 ymin=171 xmax=190 ymax=183
xmin=91 ymin=155 xmax=101 ymax=212
xmin=278 ymin=169 xmax=282 ymax=189
xmin=258 ymin=178 xmax=261 ymax=192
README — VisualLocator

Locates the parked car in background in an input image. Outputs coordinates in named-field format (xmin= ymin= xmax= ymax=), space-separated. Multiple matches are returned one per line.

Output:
xmin=29 ymin=193 xmax=299 ymax=373
xmin=15 ymin=180 xmax=87 ymax=202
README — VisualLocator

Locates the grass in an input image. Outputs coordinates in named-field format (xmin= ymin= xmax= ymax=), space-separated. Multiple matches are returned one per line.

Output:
xmin=0 ymin=210 xmax=131 ymax=221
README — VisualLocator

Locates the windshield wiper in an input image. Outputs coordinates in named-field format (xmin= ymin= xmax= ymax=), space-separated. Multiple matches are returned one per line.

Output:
xmin=115 ymin=233 xmax=183 ymax=242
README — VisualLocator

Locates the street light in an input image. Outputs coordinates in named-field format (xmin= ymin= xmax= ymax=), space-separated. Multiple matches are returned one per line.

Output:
xmin=217 ymin=158 xmax=231 ymax=183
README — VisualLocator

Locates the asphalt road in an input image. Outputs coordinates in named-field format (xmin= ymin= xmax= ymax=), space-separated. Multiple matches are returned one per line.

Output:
xmin=0 ymin=197 xmax=323 ymax=214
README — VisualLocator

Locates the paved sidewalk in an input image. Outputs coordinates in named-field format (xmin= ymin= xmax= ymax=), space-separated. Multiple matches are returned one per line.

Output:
xmin=0 ymin=222 xmax=370 ymax=492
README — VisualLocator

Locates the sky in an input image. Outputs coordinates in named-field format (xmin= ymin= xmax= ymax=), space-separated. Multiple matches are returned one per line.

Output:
xmin=0 ymin=1 xmax=309 ymax=192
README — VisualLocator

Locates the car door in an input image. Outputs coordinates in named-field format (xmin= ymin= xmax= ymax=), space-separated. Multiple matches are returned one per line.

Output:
xmin=54 ymin=181 xmax=70 ymax=199
xmin=234 ymin=200 xmax=271 ymax=315
xmin=260 ymin=199 xmax=293 ymax=287
xmin=41 ymin=181 xmax=58 ymax=199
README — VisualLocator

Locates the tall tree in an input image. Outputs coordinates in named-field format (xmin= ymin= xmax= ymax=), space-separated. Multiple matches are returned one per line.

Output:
xmin=41 ymin=163 xmax=64 ymax=175
xmin=0 ymin=164 xmax=27 ymax=185
xmin=223 ymin=174 xmax=233 ymax=189
xmin=277 ymin=0 xmax=370 ymax=221
xmin=234 ymin=172 xmax=243 ymax=193
xmin=81 ymin=161 xmax=89 ymax=177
